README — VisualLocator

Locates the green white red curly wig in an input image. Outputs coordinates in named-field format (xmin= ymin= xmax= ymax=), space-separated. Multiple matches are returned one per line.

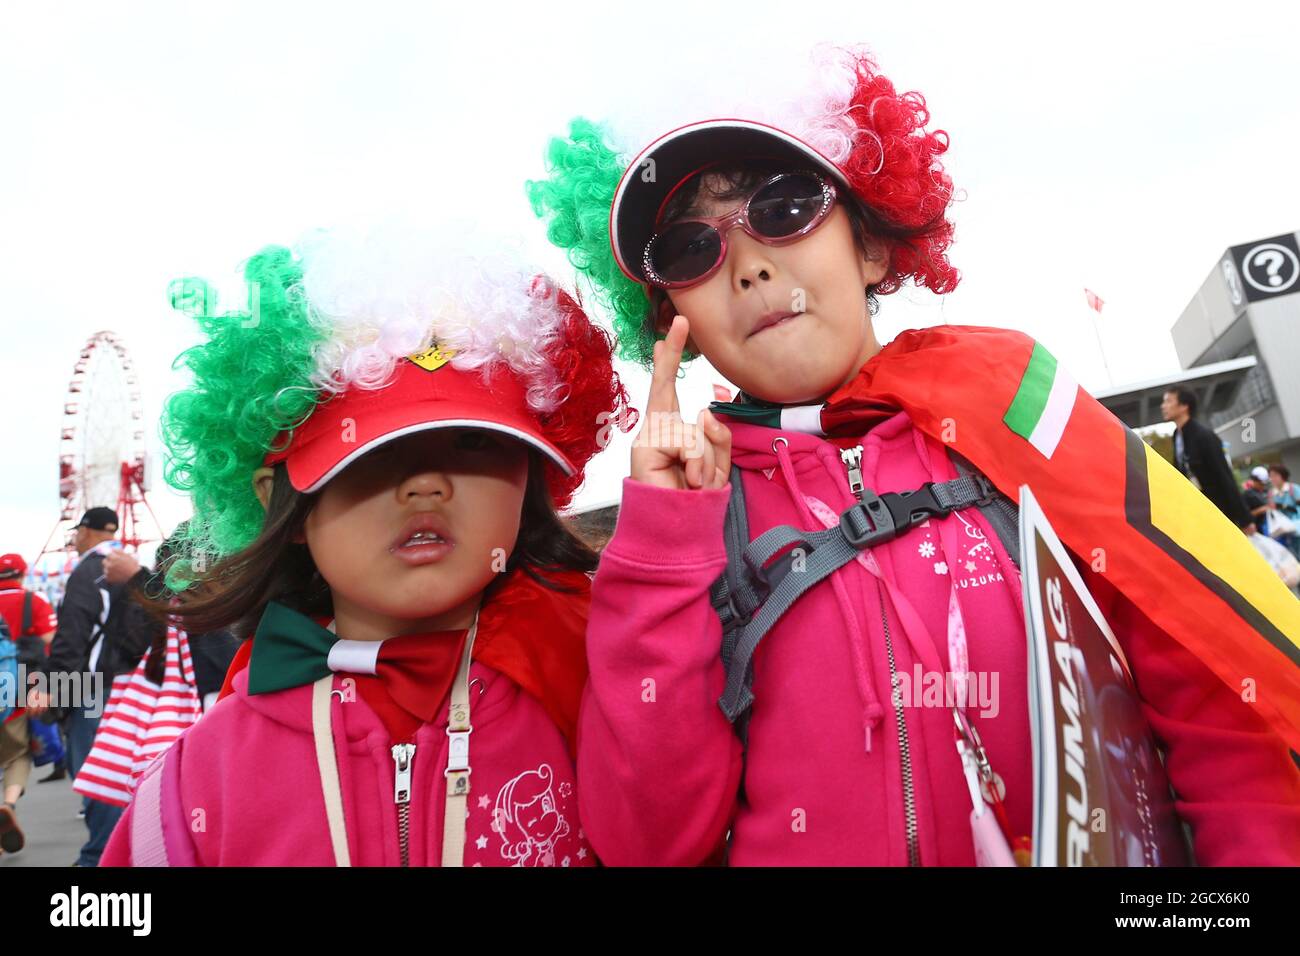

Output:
xmin=527 ymin=44 xmax=960 ymax=369
xmin=160 ymin=226 xmax=635 ymax=587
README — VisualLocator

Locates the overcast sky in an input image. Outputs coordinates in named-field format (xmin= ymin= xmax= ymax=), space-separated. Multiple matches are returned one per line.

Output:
xmin=3 ymin=0 xmax=1297 ymax=565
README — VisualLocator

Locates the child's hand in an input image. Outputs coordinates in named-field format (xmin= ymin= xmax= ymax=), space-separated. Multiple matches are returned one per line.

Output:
xmin=630 ymin=315 xmax=732 ymax=491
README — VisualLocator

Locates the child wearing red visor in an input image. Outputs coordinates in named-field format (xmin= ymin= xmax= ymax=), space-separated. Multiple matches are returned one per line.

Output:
xmin=100 ymin=228 xmax=635 ymax=866
xmin=529 ymin=46 xmax=1300 ymax=867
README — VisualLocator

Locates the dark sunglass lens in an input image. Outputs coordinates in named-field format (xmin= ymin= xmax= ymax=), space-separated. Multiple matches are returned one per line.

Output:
xmin=648 ymin=221 xmax=723 ymax=283
xmin=748 ymin=175 xmax=827 ymax=238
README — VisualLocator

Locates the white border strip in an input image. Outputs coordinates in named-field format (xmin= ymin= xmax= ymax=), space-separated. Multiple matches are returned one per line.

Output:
xmin=1028 ymin=367 xmax=1079 ymax=460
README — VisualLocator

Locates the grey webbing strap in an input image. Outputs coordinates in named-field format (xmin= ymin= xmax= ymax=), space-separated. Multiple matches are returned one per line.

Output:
xmin=948 ymin=450 xmax=1021 ymax=568
xmin=714 ymin=466 xmax=754 ymax=672
xmin=931 ymin=474 xmax=988 ymax=511
xmin=739 ymin=523 xmax=830 ymax=575
xmin=714 ymin=477 xmax=879 ymax=677
xmin=711 ymin=462 xmax=1009 ymax=733
xmin=718 ymin=497 xmax=897 ymax=722
xmin=718 ymin=525 xmax=876 ymax=722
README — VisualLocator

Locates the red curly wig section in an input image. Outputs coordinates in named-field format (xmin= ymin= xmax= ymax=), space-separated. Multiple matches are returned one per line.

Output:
xmin=835 ymin=53 xmax=960 ymax=296
xmin=529 ymin=278 xmax=639 ymax=509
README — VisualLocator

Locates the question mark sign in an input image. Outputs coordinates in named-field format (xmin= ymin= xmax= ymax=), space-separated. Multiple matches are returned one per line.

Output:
xmin=1255 ymin=250 xmax=1285 ymax=287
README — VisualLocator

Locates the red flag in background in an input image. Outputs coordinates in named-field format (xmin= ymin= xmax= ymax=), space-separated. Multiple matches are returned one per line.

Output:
xmin=1084 ymin=288 xmax=1105 ymax=313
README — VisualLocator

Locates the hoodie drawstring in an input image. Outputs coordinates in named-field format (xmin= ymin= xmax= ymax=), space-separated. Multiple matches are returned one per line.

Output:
xmin=771 ymin=439 xmax=884 ymax=735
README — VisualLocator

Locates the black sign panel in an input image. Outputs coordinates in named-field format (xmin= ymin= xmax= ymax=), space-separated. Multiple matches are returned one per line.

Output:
xmin=1230 ymin=232 xmax=1300 ymax=302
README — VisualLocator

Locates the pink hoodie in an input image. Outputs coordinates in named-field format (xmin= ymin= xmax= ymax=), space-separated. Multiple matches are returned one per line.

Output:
xmin=578 ymin=410 xmax=1300 ymax=866
xmin=101 ymin=659 xmax=595 ymax=867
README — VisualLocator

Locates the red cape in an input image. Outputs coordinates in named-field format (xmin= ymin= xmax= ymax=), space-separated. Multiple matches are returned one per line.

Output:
xmin=823 ymin=325 xmax=1300 ymax=751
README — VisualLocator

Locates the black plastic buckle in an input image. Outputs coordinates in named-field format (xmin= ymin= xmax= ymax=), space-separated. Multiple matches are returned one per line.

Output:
xmin=881 ymin=482 xmax=950 ymax=531
xmin=839 ymin=492 xmax=898 ymax=548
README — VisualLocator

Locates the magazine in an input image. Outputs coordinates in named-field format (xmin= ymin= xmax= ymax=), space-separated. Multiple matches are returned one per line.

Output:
xmin=1019 ymin=485 xmax=1190 ymax=866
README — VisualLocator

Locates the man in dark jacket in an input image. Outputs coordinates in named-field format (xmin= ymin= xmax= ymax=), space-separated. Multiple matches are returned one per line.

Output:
xmin=1162 ymin=386 xmax=1253 ymax=528
xmin=28 ymin=507 xmax=149 ymax=866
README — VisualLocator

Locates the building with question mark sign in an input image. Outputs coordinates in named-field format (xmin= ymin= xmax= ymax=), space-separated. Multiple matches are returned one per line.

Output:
xmin=1232 ymin=234 xmax=1300 ymax=301
xmin=1096 ymin=229 xmax=1300 ymax=479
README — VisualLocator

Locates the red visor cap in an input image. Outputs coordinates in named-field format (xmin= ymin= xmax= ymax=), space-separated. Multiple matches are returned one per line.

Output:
xmin=263 ymin=358 xmax=576 ymax=493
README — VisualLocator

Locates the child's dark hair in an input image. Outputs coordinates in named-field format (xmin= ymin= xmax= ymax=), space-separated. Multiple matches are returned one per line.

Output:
xmin=151 ymin=451 xmax=598 ymax=640
xmin=647 ymin=160 xmax=954 ymax=349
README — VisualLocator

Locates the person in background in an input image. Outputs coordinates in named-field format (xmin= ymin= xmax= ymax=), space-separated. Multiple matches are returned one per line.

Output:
xmin=27 ymin=507 xmax=150 ymax=866
xmin=1247 ymin=524 xmax=1300 ymax=596
xmin=1269 ymin=465 xmax=1300 ymax=559
xmin=102 ymin=529 xmax=240 ymax=712
xmin=72 ymin=533 xmax=206 ymax=813
xmin=0 ymin=617 xmax=30 ymax=857
xmin=1162 ymin=387 xmax=1253 ymax=528
xmin=1243 ymin=466 xmax=1273 ymax=538
xmin=0 ymin=553 xmax=58 ymax=644
xmin=0 ymin=552 xmax=63 ymax=782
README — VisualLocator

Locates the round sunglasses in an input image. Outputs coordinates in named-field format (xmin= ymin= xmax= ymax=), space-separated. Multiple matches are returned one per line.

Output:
xmin=641 ymin=171 xmax=837 ymax=289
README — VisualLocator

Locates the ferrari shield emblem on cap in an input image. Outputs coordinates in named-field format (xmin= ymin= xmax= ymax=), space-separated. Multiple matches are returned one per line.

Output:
xmin=408 ymin=344 xmax=456 ymax=371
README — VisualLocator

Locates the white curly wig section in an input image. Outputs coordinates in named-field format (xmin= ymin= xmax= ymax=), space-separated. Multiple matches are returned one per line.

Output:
xmin=610 ymin=44 xmax=878 ymax=174
xmin=765 ymin=44 xmax=877 ymax=170
xmin=295 ymin=224 xmax=573 ymax=416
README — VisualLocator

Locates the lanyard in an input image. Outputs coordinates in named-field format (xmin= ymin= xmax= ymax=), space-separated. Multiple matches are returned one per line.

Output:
xmin=935 ymin=509 xmax=1031 ymax=865
xmin=806 ymin=487 xmax=1024 ymax=864
xmin=311 ymin=609 xmax=481 ymax=867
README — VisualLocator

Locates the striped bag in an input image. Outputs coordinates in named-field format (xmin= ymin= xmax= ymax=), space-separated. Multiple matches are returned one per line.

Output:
xmin=73 ymin=623 xmax=202 ymax=808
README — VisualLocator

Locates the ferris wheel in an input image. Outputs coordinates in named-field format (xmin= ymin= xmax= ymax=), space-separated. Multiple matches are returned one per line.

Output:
xmin=35 ymin=331 xmax=161 ymax=570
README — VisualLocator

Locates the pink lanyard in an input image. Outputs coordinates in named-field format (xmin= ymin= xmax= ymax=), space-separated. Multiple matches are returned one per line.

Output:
xmin=804 ymin=491 xmax=1023 ymax=865
xmin=934 ymin=507 xmax=1026 ymax=865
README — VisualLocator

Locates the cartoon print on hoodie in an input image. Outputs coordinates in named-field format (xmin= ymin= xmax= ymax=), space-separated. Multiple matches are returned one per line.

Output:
xmin=492 ymin=763 xmax=572 ymax=867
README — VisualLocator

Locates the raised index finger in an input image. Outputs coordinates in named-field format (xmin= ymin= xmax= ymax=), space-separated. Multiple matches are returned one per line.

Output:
xmin=647 ymin=314 xmax=688 ymax=416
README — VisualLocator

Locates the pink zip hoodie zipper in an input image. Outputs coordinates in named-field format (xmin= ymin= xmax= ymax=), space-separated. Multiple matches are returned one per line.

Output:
xmin=392 ymin=743 xmax=415 ymax=866
xmin=840 ymin=444 xmax=920 ymax=866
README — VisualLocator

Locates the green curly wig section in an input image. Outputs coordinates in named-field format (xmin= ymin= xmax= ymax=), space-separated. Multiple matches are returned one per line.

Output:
xmin=161 ymin=246 xmax=327 ymax=589
xmin=526 ymin=117 xmax=696 ymax=369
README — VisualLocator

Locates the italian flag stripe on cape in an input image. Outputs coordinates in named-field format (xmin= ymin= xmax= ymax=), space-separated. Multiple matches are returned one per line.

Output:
xmin=826 ymin=325 xmax=1300 ymax=752
xmin=1003 ymin=342 xmax=1080 ymax=459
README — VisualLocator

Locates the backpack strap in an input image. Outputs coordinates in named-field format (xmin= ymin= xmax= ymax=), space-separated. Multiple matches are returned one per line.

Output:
xmin=712 ymin=465 xmax=752 ymax=704
xmin=21 ymin=591 xmax=32 ymax=636
xmin=948 ymin=449 xmax=1021 ymax=569
xmin=709 ymin=461 xmax=1007 ymax=740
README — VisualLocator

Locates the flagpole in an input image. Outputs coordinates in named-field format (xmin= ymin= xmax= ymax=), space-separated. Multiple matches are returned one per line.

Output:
xmin=1084 ymin=289 xmax=1114 ymax=387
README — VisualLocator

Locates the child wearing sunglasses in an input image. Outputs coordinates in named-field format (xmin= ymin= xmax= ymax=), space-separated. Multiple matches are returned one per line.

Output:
xmin=99 ymin=229 xmax=635 ymax=866
xmin=529 ymin=47 xmax=1300 ymax=866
